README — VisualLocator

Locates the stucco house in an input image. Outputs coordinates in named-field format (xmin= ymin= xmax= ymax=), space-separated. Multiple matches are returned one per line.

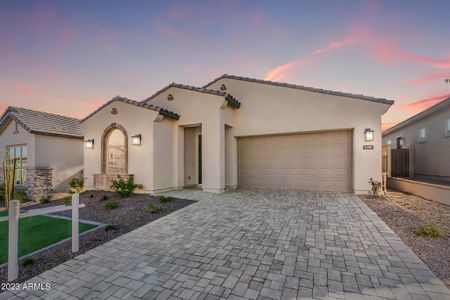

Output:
xmin=0 ymin=107 xmax=84 ymax=200
xmin=82 ymin=75 xmax=393 ymax=194
xmin=382 ymin=97 xmax=450 ymax=183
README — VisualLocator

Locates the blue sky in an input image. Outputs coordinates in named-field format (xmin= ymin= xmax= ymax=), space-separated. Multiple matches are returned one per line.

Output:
xmin=1 ymin=0 xmax=449 ymax=130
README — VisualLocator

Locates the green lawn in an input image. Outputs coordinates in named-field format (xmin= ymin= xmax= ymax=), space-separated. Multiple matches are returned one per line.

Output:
xmin=0 ymin=215 xmax=97 ymax=264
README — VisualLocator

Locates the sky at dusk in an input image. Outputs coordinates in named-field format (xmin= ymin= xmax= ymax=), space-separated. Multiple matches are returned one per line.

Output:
xmin=1 ymin=0 xmax=450 ymax=131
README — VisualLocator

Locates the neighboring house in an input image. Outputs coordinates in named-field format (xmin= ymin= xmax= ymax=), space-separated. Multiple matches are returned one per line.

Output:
xmin=383 ymin=97 xmax=450 ymax=182
xmin=0 ymin=107 xmax=84 ymax=200
xmin=82 ymin=74 xmax=393 ymax=194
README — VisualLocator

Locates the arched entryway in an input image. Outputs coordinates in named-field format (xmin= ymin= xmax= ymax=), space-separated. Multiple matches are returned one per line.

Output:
xmin=101 ymin=123 xmax=128 ymax=175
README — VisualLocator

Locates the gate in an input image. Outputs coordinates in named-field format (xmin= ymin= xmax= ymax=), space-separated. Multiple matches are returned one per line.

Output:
xmin=391 ymin=149 xmax=409 ymax=177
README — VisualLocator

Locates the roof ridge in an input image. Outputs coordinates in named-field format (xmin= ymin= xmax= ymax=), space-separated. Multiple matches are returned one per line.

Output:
xmin=81 ymin=96 xmax=180 ymax=123
xmin=7 ymin=106 xmax=81 ymax=121
xmin=203 ymin=74 xmax=394 ymax=105
xmin=383 ymin=96 xmax=450 ymax=135
xmin=142 ymin=82 xmax=228 ymax=103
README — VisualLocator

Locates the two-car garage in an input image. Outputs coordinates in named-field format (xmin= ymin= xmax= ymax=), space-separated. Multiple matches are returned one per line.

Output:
xmin=237 ymin=130 xmax=353 ymax=193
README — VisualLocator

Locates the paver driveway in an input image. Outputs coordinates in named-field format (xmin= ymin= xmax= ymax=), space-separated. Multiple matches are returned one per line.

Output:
xmin=3 ymin=190 xmax=450 ymax=300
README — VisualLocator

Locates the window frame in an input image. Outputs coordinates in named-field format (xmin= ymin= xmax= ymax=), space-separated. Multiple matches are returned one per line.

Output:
xmin=386 ymin=139 xmax=392 ymax=145
xmin=418 ymin=128 xmax=427 ymax=142
xmin=446 ymin=119 xmax=450 ymax=136
xmin=5 ymin=144 xmax=28 ymax=185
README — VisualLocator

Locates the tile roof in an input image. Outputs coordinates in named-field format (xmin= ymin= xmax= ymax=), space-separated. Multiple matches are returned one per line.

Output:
xmin=81 ymin=96 xmax=180 ymax=123
xmin=203 ymin=74 xmax=395 ymax=105
xmin=383 ymin=96 xmax=450 ymax=135
xmin=0 ymin=106 xmax=84 ymax=138
xmin=143 ymin=83 xmax=241 ymax=108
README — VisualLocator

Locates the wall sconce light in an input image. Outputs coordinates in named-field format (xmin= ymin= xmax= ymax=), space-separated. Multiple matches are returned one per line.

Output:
xmin=364 ymin=128 xmax=374 ymax=142
xmin=84 ymin=139 xmax=94 ymax=149
xmin=131 ymin=134 xmax=142 ymax=146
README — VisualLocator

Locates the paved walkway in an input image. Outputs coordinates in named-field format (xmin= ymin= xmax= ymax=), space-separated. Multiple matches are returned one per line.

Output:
xmin=3 ymin=190 xmax=450 ymax=300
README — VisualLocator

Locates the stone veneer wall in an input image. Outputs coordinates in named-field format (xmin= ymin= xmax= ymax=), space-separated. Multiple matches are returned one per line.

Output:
xmin=26 ymin=168 xmax=53 ymax=200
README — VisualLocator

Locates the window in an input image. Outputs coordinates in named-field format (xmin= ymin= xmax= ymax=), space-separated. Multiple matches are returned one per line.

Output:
xmin=386 ymin=139 xmax=392 ymax=145
xmin=419 ymin=128 xmax=426 ymax=141
xmin=5 ymin=145 xmax=27 ymax=185
xmin=446 ymin=119 xmax=450 ymax=135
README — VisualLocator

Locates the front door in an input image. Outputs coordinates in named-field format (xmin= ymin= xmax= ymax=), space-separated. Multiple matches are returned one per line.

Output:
xmin=106 ymin=129 xmax=126 ymax=174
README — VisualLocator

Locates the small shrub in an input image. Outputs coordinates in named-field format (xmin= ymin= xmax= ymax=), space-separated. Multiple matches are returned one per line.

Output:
xmin=40 ymin=195 xmax=51 ymax=204
xmin=21 ymin=256 xmax=36 ymax=267
xmin=63 ymin=196 xmax=71 ymax=206
xmin=368 ymin=178 xmax=382 ymax=197
xmin=415 ymin=224 xmax=443 ymax=238
xmin=158 ymin=196 xmax=173 ymax=203
xmin=13 ymin=190 xmax=27 ymax=203
xmin=110 ymin=176 xmax=143 ymax=197
xmin=68 ymin=176 xmax=85 ymax=194
xmin=105 ymin=224 xmax=118 ymax=231
xmin=148 ymin=203 xmax=162 ymax=214
xmin=103 ymin=200 xmax=119 ymax=209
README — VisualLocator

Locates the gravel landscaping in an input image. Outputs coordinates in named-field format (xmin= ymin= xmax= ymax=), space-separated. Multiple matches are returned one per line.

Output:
xmin=360 ymin=190 xmax=450 ymax=288
xmin=0 ymin=191 xmax=195 ymax=284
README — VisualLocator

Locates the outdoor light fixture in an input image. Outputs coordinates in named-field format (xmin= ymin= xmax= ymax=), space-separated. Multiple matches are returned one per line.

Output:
xmin=364 ymin=128 xmax=374 ymax=142
xmin=132 ymin=134 xmax=142 ymax=146
xmin=84 ymin=139 xmax=94 ymax=149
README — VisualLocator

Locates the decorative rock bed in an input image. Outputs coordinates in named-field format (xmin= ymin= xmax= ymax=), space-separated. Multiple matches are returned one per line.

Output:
xmin=0 ymin=190 xmax=195 ymax=284
xmin=360 ymin=190 xmax=450 ymax=288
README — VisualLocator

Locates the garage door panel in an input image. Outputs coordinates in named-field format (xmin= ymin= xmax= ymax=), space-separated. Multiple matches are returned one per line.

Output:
xmin=238 ymin=131 xmax=352 ymax=192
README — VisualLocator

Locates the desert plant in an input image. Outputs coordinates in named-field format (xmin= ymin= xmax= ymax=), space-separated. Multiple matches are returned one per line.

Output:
xmin=110 ymin=176 xmax=143 ymax=197
xmin=158 ymin=196 xmax=173 ymax=203
xmin=148 ymin=203 xmax=162 ymax=214
xmin=63 ymin=196 xmax=72 ymax=206
xmin=40 ymin=195 xmax=51 ymax=204
xmin=68 ymin=176 xmax=85 ymax=194
xmin=21 ymin=256 xmax=37 ymax=267
xmin=13 ymin=189 xmax=27 ymax=203
xmin=368 ymin=178 xmax=382 ymax=197
xmin=415 ymin=224 xmax=443 ymax=238
xmin=3 ymin=148 xmax=16 ymax=209
xmin=103 ymin=199 xmax=119 ymax=209
xmin=105 ymin=224 xmax=119 ymax=231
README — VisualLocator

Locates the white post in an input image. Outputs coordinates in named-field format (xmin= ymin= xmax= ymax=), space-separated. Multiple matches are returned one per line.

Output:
xmin=71 ymin=193 xmax=79 ymax=253
xmin=8 ymin=200 xmax=19 ymax=282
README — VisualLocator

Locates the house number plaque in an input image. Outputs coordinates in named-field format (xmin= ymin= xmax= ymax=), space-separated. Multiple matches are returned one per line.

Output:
xmin=363 ymin=145 xmax=374 ymax=150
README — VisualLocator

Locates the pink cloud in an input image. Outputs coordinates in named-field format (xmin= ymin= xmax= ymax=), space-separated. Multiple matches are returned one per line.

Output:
xmin=313 ymin=37 xmax=355 ymax=55
xmin=407 ymin=71 xmax=450 ymax=85
xmin=400 ymin=93 xmax=450 ymax=113
xmin=167 ymin=7 xmax=184 ymax=21
xmin=154 ymin=16 xmax=185 ymax=38
xmin=382 ymin=122 xmax=398 ymax=132
xmin=0 ymin=79 xmax=35 ymax=96
xmin=264 ymin=59 xmax=314 ymax=82
xmin=374 ymin=42 xmax=450 ymax=68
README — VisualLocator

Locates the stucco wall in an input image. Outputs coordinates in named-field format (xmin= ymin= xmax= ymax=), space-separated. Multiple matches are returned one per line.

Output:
xmin=82 ymin=100 xmax=157 ymax=190
xmin=206 ymin=78 xmax=390 ymax=193
xmin=34 ymin=134 xmax=83 ymax=192
xmin=0 ymin=119 xmax=35 ymax=167
xmin=382 ymin=105 xmax=450 ymax=180
xmin=146 ymin=88 xmax=232 ymax=193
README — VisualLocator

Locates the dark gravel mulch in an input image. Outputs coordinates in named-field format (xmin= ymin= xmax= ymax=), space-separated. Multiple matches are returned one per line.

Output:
xmin=0 ymin=191 xmax=195 ymax=284
xmin=360 ymin=193 xmax=450 ymax=288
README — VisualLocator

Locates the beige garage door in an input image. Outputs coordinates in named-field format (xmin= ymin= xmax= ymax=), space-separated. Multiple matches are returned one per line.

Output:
xmin=238 ymin=131 xmax=352 ymax=192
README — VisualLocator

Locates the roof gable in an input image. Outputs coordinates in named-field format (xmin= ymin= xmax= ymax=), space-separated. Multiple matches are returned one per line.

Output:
xmin=81 ymin=96 xmax=180 ymax=123
xmin=204 ymin=74 xmax=394 ymax=106
xmin=0 ymin=106 xmax=84 ymax=139
xmin=383 ymin=97 xmax=450 ymax=135
xmin=143 ymin=83 xmax=241 ymax=108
